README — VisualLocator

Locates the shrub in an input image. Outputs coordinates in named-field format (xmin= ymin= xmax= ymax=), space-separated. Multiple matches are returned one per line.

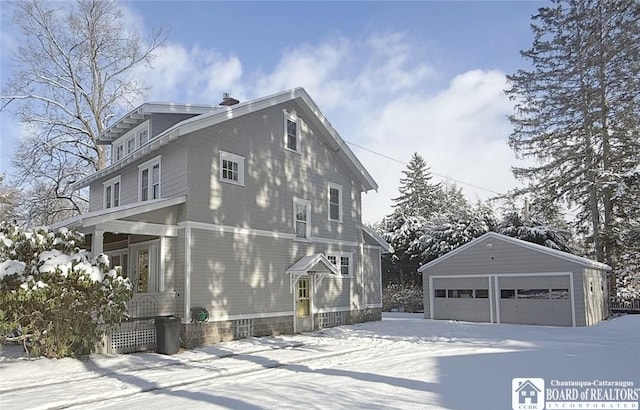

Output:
xmin=0 ymin=222 xmax=132 ymax=358
xmin=382 ymin=283 xmax=424 ymax=313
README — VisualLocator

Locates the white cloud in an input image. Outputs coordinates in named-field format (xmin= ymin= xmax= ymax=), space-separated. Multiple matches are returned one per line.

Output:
xmin=135 ymin=31 xmax=522 ymax=224
xmin=138 ymin=44 xmax=244 ymax=104
xmin=355 ymin=70 xmax=519 ymax=223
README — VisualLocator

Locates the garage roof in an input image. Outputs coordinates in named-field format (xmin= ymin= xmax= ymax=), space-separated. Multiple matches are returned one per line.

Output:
xmin=417 ymin=232 xmax=611 ymax=273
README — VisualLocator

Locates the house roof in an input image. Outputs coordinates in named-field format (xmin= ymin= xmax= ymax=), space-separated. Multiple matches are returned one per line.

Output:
xmin=417 ymin=231 xmax=611 ymax=273
xmin=98 ymin=103 xmax=218 ymax=143
xmin=286 ymin=253 xmax=339 ymax=275
xmin=363 ymin=226 xmax=394 ymax=254
xmin=74 ymin=88 xmax=377 ymax=192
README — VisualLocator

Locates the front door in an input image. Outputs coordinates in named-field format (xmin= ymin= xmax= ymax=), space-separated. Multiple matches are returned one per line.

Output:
xmin=130 ymin=243 xmax=159 ymax=293
xmin=296 ymin=278 xmax=313 ymax=332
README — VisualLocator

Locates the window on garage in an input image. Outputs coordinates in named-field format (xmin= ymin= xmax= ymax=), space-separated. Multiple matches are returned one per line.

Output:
xmin=448 ymin=289 xmax=474 ymax=298
xmin=434 ymin=289 xmax=446 ymax=298
xmin=475 ymin=289 xmax=489 ymax=298
xmin=501 ymin=289 xmax=516 ymax=299
xmin=517 ymin=289 xmax=550 ymax=299
xmin=551 ymin=288 xmax=569 ymax=299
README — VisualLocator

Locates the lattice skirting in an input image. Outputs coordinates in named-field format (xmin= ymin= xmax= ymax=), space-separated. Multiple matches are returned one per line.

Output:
xmin=107 ymin=320 xmax=157 ymax=354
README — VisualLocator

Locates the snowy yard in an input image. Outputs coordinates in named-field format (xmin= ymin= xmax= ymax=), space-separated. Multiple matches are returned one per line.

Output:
xmin=1 ymin=313 xmax=639 ymax=410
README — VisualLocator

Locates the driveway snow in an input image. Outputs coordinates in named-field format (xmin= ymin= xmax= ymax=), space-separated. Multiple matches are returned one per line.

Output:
xmin=1 ymin=313 xmax=639 ymax=409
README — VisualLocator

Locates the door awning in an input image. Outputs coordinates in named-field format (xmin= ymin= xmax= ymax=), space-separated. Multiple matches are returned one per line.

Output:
xmin=286 ymin=254 xmax=339 ymax=293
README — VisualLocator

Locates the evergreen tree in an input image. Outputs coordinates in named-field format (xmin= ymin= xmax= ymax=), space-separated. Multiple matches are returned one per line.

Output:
xmin=505 ymin=0 xmax=640 ymax=293
xmin=392 ymin=153 xmax=445 ymax=219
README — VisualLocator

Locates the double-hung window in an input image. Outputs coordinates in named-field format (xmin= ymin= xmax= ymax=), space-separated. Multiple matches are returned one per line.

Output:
xmin=139 ymin=129 xmax=149 ymax=146
xmin=293 ymin=198 xmax=311 ymax=239
xmin=219 ymin=150 xmax=245 ymax=186
xmin=284 ymin=113 xmax=300 ymax=152
xmin=103 ymin=176 xmax=121 ymax=209
xmin=326 ymin=252 xmax=352 ymax=276
xmin=138 ymin=156 xmax=161 ymax=202
xmin=126 ymin=137 xmax=136 ymax=154
xmin=328 ymin=182 xmax=342 ymax=222
xmin=114 ymin=144 xmax=124 ymax=162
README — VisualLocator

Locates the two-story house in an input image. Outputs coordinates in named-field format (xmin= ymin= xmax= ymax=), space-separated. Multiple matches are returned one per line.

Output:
xmin=52 ymin=88 xmax=391 ymax=350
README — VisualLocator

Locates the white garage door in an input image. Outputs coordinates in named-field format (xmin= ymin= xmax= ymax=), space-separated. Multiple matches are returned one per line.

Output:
xmin=432 ymin=277 xmax=491 ymax=323
xmin=497 ymin=275 xmax=573 ymax=327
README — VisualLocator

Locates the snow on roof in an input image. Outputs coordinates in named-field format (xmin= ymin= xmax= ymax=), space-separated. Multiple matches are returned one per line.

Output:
xmin=418 ymin=231 xmax=611 ymax=272
xmin=363 ymin=226 xmax=393 ymax=254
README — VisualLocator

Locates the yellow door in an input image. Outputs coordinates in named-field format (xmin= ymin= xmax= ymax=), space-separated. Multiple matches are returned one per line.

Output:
xmin=296 ymin=278 xmax=312 ymax=332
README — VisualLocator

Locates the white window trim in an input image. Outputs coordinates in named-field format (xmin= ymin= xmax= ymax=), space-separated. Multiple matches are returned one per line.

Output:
xmin=113 ymin=144 xmax=124 ymax=163
xmin=293 ymin=197 xmax=311 ymax=240
xmin=326 ymin=251 xmax=353 ymax=276
xmin=138 ymin=155 xmax=162 ymax=202
xmin=126 ymin=136 xmax=136 ymax=154
xmin=103 ymin=175 xmax=121 ymax=209
xmin=284 ymin=112 xmax=301 ymax=154
xmin=219 ymin=150 xmax=245 ymax=186
xmin=327 ymin=181 xmax=343 ymax=222
xmin=138 ymin=128 xmax=149 ymax=147
xmin=110 ymin=120 xmax=150 ymax=163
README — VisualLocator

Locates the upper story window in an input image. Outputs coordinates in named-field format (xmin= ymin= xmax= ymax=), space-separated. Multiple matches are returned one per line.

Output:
xmin=326 ymin=252 xmax=352 ymax=276
xmin=284 ymin=113 xmax=301 ymax=153
xmin=138 ymin=129 xmax=149 ymax=146
xmin=138 ymin=155 xmax=161 ymax=202
xmin=293 ymin=197 xmax=311 ymax=239
xmin=219 ymin=150 xmax=245 ymax=186
xmin=113 ymin=144 xmax=124 ymax=162
xmin=126 ymin=137 xmax=136 ymax=154
xmin=328 ymin=182 xmax=343 ymax=222
xmin=103 ymin=176 xmax=121 ymax=209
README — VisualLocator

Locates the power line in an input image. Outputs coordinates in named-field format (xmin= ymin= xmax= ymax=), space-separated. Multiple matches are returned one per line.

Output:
xmin=345 ymin=140 xmax=504 ymax=196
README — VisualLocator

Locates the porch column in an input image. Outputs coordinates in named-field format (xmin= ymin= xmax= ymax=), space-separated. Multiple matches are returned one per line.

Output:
xmin=92 ymin=229 xmax=105 ymax=256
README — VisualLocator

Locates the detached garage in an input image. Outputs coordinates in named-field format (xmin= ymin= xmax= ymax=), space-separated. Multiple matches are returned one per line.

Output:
xmin=418 ymin=232 xmax=611 ymax=327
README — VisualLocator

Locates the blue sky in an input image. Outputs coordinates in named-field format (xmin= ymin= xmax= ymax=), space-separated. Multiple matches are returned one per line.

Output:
xmin=0 ymin=1 xmax=544 ymax=223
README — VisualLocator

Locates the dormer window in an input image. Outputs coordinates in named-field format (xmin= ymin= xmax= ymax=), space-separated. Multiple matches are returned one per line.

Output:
xmin=114 ymin=144 xmax=124 ymax=162
xmin=126 ymin=137 xmax=136 ymax=154
xmin=139 ymin=129 xmax=149 ymax=146
xmin=284 ymin=113 xmax=300 ymax=153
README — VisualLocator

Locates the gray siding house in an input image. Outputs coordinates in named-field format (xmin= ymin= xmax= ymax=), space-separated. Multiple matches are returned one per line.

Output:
xmin=53 ymin=88 xmax=391 ymax=349
xmin=418 ymin=232 xmax=610 ymax=327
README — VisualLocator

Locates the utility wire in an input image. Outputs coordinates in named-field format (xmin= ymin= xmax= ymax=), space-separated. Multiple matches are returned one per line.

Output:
xmin=345 ymin=140 xmax=504 ymax=196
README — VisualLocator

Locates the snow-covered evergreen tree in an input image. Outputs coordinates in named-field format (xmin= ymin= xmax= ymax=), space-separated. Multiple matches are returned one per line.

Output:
xmin=506 ymin=0 xmax=640 ymax=291
xmin=392 ymin=153 xmax=445 ymax=219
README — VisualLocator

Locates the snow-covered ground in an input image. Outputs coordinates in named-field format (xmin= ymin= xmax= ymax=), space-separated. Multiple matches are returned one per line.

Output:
xmin=1 ymin=313 xmax=639 ymax=410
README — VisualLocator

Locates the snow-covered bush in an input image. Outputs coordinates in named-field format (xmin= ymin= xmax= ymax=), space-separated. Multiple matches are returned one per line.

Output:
xmin=0 ymin=222 xmax=132 ymax=358
xmin=382 ymin=283 xmax=424 ymax=313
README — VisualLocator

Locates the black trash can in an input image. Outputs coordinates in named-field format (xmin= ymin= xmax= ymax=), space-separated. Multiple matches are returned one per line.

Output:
xmin=155 ymin=316 xmax=181 ymax=355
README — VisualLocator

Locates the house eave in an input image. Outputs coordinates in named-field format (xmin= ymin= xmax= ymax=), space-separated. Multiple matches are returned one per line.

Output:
xmin=49 ymin=196 xmax=187 ymax=232
xmin=363 ymin=226 xmax=393 ymax=254
xmin=97 ymin=103 xmax=218 ymax=144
